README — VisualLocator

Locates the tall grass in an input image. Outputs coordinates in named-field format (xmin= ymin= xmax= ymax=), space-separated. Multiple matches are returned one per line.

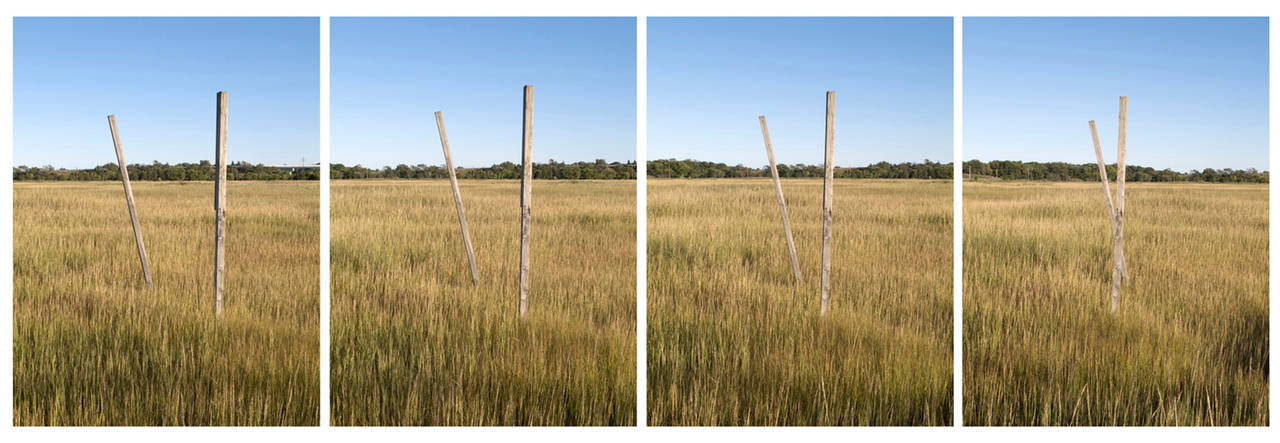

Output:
xmin=964 ymin=181 xmax=1268 ymax=425
xmin=13 ymin=181 xmax=319 ymax=426
xmin=648 ymin=178 xmax=953 ymax=426
xmin=330 ymin=180 xmax=636 ymax=426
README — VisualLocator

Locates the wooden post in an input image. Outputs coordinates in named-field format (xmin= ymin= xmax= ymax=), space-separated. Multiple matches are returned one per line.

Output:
xmin=1089 ymin=119 xmax=1121 ymax=313
xmin=820 ymin=91 xmax=834 ymax=316
xmin=108 ymin=115 xmax=153 ymax=287
xmin=1089 ymin=121 xmax=1118 ymax=225
xmin=519 ymin=85 xmax=533 ymax=316
xmin=1116 ymin=96 xmax=1128 ymax=280
xmin=435 ymin=111 xmax=479 ymax=284
xmin=214 ymin=91 xmax=228 ymax=317
xmin=758 ymin=116 xmax=802 ymax=284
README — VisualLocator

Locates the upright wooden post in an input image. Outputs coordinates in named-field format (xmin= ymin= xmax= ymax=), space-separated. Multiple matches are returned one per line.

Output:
xmin=435 ymin=111 xmax=479 ymax=285
xmin=214 ymin=91 xmax=228 ymax=317
xmin=820 ymin=91 xmax=835 ymax=316
xmin=1089 ymin=118 xmax=1121 ymax=314
xmin=519 ymin=85 xmax=533 ymax=316
xmin=1116 ymin=97 xmax=1128 ymax=280
xmin=758 ymin=116 xmax=802 ymax=284
xmin=108 ymin=115 xmax=153 ymax=287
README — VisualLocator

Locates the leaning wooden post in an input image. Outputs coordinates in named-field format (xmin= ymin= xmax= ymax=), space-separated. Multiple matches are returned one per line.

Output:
xmin=1089 ymin=120 xmax=1121 ymax=313
xmin=108 ymin=115 xmax=153 ymax=287
xmin=1089 ymin=121 xmax=1118 ymax=226
xmin=1116 ymin=96 xmax=1128 ymax=280
xmin=214 ymin=91 xmax=229 ymax=317
xmin=435 ymin=112 xmax=480 ymax=285
xmin=758 ymin=116 xmax=802 ymax=284
xmin=518 ymin=85 xmax=533 ymax=316
xmin=820 ymin=91 xmax=835 ymax=316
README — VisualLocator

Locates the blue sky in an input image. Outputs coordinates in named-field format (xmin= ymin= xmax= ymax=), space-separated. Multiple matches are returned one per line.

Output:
xmin=648 ymin=17 xmax=953 ymax=167
xmin=14 ymin=17 xmax=319 ymax=168
xmin=965 ymin=17 xmax=1269 ymax=172
xmin=332 ymin=17 xmax=636 ymax=168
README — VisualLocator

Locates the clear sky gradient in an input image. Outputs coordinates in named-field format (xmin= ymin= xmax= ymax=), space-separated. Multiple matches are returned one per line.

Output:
xmin=648 ymin=17 xmax=953 ymax=167
xmin=14 ymin=17 xmax=320 ymax=168
xmin=965 ymin=17 xmax=1269 ymax=172
xmin=331 ymin=17 xmax=636 ymax=168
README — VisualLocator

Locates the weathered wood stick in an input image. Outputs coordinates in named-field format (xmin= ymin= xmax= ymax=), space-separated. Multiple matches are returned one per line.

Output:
xmin=1116 ymin=96 xmax=1129 ymax=280
xmin=1089 ymin=121 xmax=1118 ymax=229
xmin=1089 ymin=119 xmax=1121 ymax=313
xmin=820 ymin=91 xmax=835 ymax=316
xmin=108 ymin=115 xmax=153 ymax=287
xmin=1116 ymin=98 xmax=1127 ymax=217
xmin=1110 ymin=237 xmax=1122 ymax=313
xmin=214 ymin=91 xmax=229 ymax=317
xmin=518 ymin=85 xmax=533 ymax=316
xmin=758 ymin=116 xmax=802 ymax=284
xmin=435 ymin=111 xmax=479 ymax=285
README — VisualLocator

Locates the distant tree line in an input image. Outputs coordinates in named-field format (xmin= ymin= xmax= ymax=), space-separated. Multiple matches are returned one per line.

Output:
xmin=22 ymin=159 xmax=1260 ymax=183
xmin=331 ymin=159 xmax=636 ymax=180
xmin=961 ymin=160 xmax=1268 ymax=183
xmin=648 ymin=159 xmax=953 ymax=179
xmin=643 ymin=158 xmax=1268 ymax=183
xmin=13 ymin=161 xmax=320 ymax=181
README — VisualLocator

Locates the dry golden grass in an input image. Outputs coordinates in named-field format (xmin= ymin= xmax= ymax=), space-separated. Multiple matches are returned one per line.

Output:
xmin=647 ymin=178 xmax=953 ymax=426
xmin=964 ymin=181 xmax=1268 ymax=426
xmin=13 ymin=181 xmax=319 ymax=426
xmin=330 ymin=180 xmax=635 ymax=426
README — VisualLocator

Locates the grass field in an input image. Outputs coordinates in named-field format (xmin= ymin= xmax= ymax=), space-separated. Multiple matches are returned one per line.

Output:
xmin=13 ymin=181 xmax=319 ymax=426
xmin=330 ymin=180 xmax=636 ymax=426
xmin=964 ymin=181 xmax=1268 ymax=426
xmin=647 ymin=178 xmax=953 ymax=426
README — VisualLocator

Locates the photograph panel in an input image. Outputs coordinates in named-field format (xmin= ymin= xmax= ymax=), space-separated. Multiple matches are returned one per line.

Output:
xmin=329 ymin=17 xmax=638 ymax=426
xmin=13 ymin=17 xmax=321 ymax=426
xmin=647 ymin=17 xmax=954 ymax=426
xmin=962 ymin=17 xmax=1268 ymax=426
